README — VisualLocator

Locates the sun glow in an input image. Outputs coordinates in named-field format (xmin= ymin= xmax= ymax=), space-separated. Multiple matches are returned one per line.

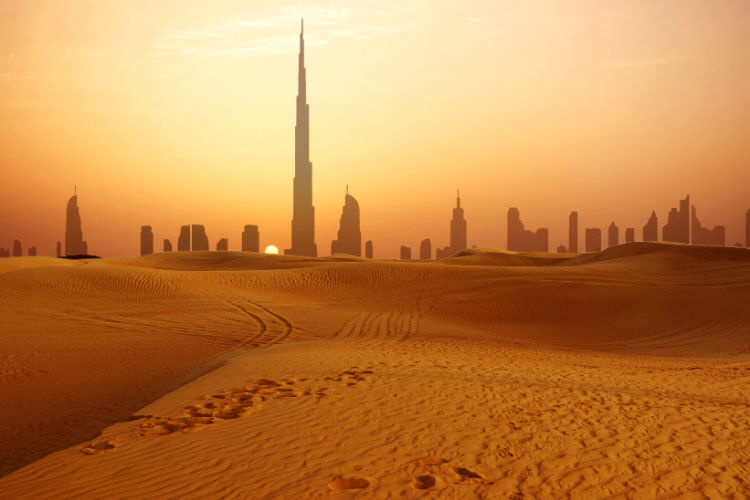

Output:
xmin=264 ymin=245 xmax=279 ymax=255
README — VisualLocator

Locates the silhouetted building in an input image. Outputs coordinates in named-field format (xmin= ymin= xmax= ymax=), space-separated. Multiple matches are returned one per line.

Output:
xmin=192 ymin=225 xmax=208 ymax=251
xmin=643 ymin=211 xmax=658 ymax=242
xmin=569 ymin=211 xmax=578 ymax=253
xmin=330 ymin=188 xmax=361 ymax=256
xmin=28 ymin=247 xmax=36 ymax=256
xmin=556 ymin=244 xmax=567 ymax=253
xmin=507 ymin=207 xmax=548 ymax=252
xmin=691 ymin=206 xmax=724 ymax=246
xmin=420 ymin=238 xmax=432 ymax=260
xmin=163 ymin=239 xmax=172 ymax=252
xmin=625 ymin=227 xmax=635 ymax=244
xmin=285 ymin=20 xmax=317 ymax=257
xmin=216 ymin=238 xmax=228 ymax=251
xmin=0 ymin=248 xmax=8 ymax=258
xmin=747 ymin=209 xmax=750 ymax=247
xmin=585 ymin=228 xmax=601 ymax=252
xmin=65 ymin=190 xmax=88 ymax=256
xmin=242 ymin=225 xmax=259 ymax=252
xmin=178 ymin=225 xmax=190 ymax=251
xmin=437 ymin=191 xmax=468 ymax=258
xmin=56 ymin=241 xmax=61 ymax=257
xmin=12 ymin=239 xmax=21 ymax=257
xmin=365 ymin=240 xmax=373 ymax=259
xmin=663 ymin=194 xmax=690 ymax=243
xmin=140 ymin=226 xmax=154 ymax=256
xmin=608 ymin=222 xmax=619 ymax=248
xmin=400 ymin=246 xmax=411 ymax=260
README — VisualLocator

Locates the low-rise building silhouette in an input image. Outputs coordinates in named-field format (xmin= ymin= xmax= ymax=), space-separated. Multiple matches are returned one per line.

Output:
xmin=216 ymin=238 xmax=228 ymax=251
xmin=556 ymin=244 xmax=567 ymax=253
xmin=140 ymin=226 xmax=154 ymax=256
xmin=242 ymin=225 xmax=259 ymax=252
xmin=420 ymin=238 xmax=432 ymax=260
xmin=585 ymin=228 xmax=601 ymax=252
xmin=163 ymin=239 xmax=172 ymax=252
xmin=507 ymin=207 xmax=548 ymax=252
xmin=0 ymin=248 xmax=8 ymax=258
xmin=177 ymin=225 xmax=190 ymax=251
xmin=28 ymin=246 xmax=36 ymax=256
xmin=643 ymin=211 xmax=658 ymax=242
xmin=691 ymin=206 xmax=724 ymax=246
xmin=569 ymin=211 xmax=578 ymax=253
xmin=400 ymin=246 xmax=411 ymax=260
xmin=191 ymin=225 xmax=209 ymax=251
xmin=13 ymin=239 xmax=22 ymax=257
xmin=625 ymin=227 xmax=635 ymax=244
xmin=330 ymin=188 xmax=362 ymax=256
xmin=663 ymin=194 xmax=690 ymax=243
xmin=365 ymin=240 xmax=373 ymax=259
xmin=608 ymin=222 xmax=619 ymax=248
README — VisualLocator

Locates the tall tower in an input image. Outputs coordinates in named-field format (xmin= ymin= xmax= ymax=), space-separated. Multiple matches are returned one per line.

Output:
xmin=65 ymin=188 xmax=88 ymax=256
xmin=450 ymin=190 xmax=467 ymax=253
xmin=285 ymin=19 xmax=317 ymax=257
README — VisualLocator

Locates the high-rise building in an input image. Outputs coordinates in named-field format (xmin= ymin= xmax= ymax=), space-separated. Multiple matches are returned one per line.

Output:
xmin=242 ymin=225 xmax=259 ymax=252
xmin=365 ymin=240 xmax=373 ymax=259
xmin=65 ymin=189 xmax=88 ymax=256
xmin=163 ymin=239 xmax=172 ymax=252
xmin=12 ymin=239 xmax=22 ymax=257
xmin=643 ymin=211 xmax=658 ymax=242
xmin=0 ymin=248 xmax=8 ymax=258
xmin=585 ymin=228 xmax=601 ymax=252
xmin=625 ymin=228 xmax=635 ymax=244
xmin=285 ymin=20 xmax=317 ymax=257
xmin=192 ymin=225 xmax=209 ymax=251
xmin=28 ymin=247 xmax=37 ymax=256
xmin=691 ymin=205 xmax=724 ymax=246
xmin=216 ymin=238 xmax=228 ymax=251
xmin=663 ymin=195 xmax=690 ymax=243
xmin=436 ymin=191 xmax=468 ymax=258
xmin=177 ymin=225 xmax=190 ymax=251
xmin=420 ymin=238 xmax=432 ymax=260
xmin=507 ymin=207 xmax=548 ymax=252
xmin=746 ymin=209 xmax=750 ymax=247
xmin=330 ymin=187 xmax=362 ymax=256
xmin=400 ymin=246 xmax=411 ymax=260
xmin=140 ymin=226 xmax=154 ymax=256
xmin=608 ymin=222 xmax=619 ymax=248
xmin=56 ymin=241 xmax=61 ymax=257
xmin=569 ymin=211 xmax=578 ymax=253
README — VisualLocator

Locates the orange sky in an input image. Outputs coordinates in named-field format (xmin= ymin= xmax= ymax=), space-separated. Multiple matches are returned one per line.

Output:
xmin=1 ymin=0 xmax=748 ymax=257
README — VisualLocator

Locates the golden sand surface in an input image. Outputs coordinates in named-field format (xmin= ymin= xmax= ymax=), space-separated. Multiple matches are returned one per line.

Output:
xmin=0 ymin=243 xmax=748 ymax=499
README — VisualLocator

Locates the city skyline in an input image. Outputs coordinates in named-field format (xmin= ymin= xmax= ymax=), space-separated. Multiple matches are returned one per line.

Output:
xmin=1 ymin=2 xmax=748 ymax=257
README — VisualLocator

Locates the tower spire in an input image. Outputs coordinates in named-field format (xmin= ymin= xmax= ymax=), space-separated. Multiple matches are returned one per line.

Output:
xmin=457 ymin=189 xmax=460 ymax=208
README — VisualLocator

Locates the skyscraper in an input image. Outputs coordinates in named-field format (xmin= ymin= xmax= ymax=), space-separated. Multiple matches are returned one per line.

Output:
xmin=163 ymin=239 xmax=172 ymax=252
xmin=420 ymin=238 xmax=432 ymax=260
xmin=242 ymin=225 xmax=259 ymax=252
xmin=192 ymin=225 xmax=209 ymax=251
xmin=13 ymin=239 xmax=22 ymax=257
xmin=216 ymin=238 xmax=228 ymax=251
xmin=436 ymin=191 xmax=468 ymax=258
xmin=643 ymin=211 xmax=658 ymax=242
xmin=65 ymin=189 xmax=88 ymax=256
xmin=585 ymin=228 xmax=601 ymax=252
xmin=177 ymin=225 xmax=190 ymax=251
xmin=568 ymin=211 xmax=578 ymax=253
xmin=746 ymin=209 xmax=750 ymax=247
xmin=663 ymin=194 xmax=690 ymax=243
xmin=507 ymin=207 xmax=548 ymax=252
xmin=330 ymin=187 xmax=362 ymax=256
xmin=285 ymin=20 xmax=317 ymax=257
xmin=400 ymin=246 xmax=412 ymax=260
xmin=625 ymin=227 xmax=635 ymax=244
xmin=608 ymin=222 xmax=619 ymax=248
xmin=140 ymin=226 xmax=154 ymax=256
xmin=365 ymin=240 xmax=373 ymax=259
xmin=691 ymin=205 xmax=725 ymax=246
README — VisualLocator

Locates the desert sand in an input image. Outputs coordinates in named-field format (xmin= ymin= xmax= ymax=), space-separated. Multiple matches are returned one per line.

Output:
xmin=0 ymin=242 xmax=748 ymax=499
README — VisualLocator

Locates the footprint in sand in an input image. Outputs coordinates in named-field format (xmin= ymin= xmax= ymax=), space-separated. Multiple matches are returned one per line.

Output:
xmin=414 ymin=456 xmax=448 ymax=466
xmin=328 ymin=477 xmax=370 ymax=490
xmin=81 ymin=440 xmax=116 ymax=455
xmin=410 ymin=474 xmax=446 ymax=490
xmin=452 ymin=466 xmax=488 ymax=484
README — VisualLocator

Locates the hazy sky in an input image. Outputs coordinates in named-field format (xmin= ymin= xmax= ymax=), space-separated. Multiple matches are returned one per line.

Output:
xmin=1 ymin=0 xmax=748 ymax=257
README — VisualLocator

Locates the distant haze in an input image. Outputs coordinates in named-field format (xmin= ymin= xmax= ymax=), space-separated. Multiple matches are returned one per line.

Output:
xmin=1 ymin=0 xmax=748 ymax=257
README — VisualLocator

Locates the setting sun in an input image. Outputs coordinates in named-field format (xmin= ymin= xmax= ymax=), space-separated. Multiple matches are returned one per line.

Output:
xmin=264 ymin=245 xmax=279 ymax=255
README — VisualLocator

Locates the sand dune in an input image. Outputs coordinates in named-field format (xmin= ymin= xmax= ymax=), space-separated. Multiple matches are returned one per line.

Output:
xmin=0 ymin=244 xmax=748 ymax=498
